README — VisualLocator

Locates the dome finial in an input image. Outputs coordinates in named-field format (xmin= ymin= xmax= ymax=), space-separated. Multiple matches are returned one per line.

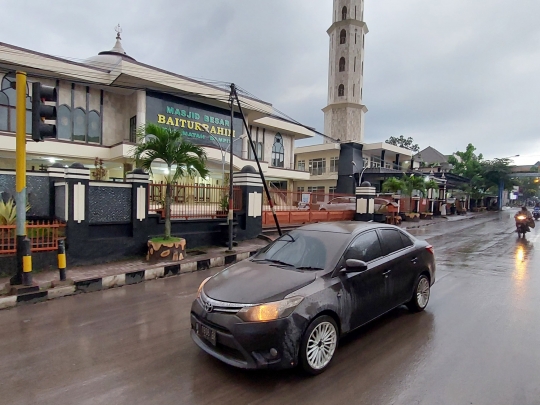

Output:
xmin=115 ymin=24 xmax=122 ymax=40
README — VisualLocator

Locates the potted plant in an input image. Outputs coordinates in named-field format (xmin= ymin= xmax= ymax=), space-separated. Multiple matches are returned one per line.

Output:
xmin=132 ymin=123 xmax=208 ymax=263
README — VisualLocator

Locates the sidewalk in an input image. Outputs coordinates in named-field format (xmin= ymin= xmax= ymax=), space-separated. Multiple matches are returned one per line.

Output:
xmin=0 ymin=238 xmax=268 ymax=310
xmin=400 ymin=211 xmax=489 ymax=229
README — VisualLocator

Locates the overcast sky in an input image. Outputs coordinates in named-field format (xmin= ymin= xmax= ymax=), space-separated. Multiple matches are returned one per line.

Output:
xmin=2 ymin=0 xmax=540 ymax=165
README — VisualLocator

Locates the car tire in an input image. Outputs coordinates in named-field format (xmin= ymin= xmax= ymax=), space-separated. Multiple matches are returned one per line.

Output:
xmin=407 ymin=274 xmax=430 ymax=312
xmin=299 ymin=315 xmax=339 ymax=375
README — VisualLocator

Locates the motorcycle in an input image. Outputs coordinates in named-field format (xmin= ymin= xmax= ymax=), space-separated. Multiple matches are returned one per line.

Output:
xmin=515 ymin=214 xmax=530 ymax=238
xmin=534 ymin=208 xmax=540 ymax=220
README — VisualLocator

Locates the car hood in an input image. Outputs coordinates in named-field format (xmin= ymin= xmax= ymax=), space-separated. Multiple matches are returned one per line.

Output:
xmin=204 ymin=260 xmax=316 ymax=304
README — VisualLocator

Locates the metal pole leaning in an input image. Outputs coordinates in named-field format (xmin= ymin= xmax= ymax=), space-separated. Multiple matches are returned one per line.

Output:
xmin=58 ymin=239 xmax=66 ymax=281
xmin=231 ymin=87 xmax=283 ymax=236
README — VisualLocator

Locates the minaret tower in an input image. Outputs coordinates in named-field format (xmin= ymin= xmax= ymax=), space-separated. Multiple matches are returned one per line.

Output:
xmin=323 ymin=0 xmax=368 ymax=143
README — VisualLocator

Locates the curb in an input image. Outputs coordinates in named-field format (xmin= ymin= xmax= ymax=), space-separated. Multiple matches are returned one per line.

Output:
xmin=0 ymin=250 xmax=260 ymax=311
xmin=401 ymin=214 xmax=489 ymax=230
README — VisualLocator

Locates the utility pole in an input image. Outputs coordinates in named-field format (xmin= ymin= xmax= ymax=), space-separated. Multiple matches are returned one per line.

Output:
xmin=11 ymin=71 xmax=32 ymax=286
xmin=228 ymin=84 xmax=235 ymax=251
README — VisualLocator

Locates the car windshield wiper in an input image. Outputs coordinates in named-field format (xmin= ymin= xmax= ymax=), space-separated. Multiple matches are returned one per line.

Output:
xmin=295 ymin=266 xmax=324 ymax=270
xmin=252 ymin=258 xmax=295 ymax=267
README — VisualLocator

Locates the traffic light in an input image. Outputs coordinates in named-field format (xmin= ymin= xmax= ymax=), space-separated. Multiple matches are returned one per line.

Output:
xmin=31 ymin=82 xmax=57 ymax=142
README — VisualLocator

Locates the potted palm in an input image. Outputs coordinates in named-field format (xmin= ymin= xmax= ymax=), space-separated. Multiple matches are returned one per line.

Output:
xmin=132 ymin=123 xmax=209 ymax=263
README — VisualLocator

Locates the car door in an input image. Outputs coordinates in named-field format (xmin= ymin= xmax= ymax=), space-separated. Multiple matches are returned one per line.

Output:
xmin=338 ymin=230 xmax=393 ymax=330
xmin=377 ymin=228 xmax=418 ymax=307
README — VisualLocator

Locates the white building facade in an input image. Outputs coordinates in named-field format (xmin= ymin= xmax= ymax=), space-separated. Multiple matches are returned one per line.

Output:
xmin=0 ymin=33 xmax=311 ymax=189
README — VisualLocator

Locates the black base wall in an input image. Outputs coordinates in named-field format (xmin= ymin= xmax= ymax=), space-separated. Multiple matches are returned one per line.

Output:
xmin=0 ymin=252 xmax=58 ymax=277
xmin=64 ymin=215 xmax=248 ymax=266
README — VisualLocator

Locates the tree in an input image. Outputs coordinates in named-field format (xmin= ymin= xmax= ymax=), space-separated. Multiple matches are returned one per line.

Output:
xmin=382 ymin=177 xmax=405 ymax=194
xmin=383 ymin=175 xmax=426 ymax=212
xmin=448 ymin=143 xmax=483 ymax=179
xmin=132 ymin=123 xmax=209 ymax=240
xmin=385 ymin=135 xmax=420 ymax=152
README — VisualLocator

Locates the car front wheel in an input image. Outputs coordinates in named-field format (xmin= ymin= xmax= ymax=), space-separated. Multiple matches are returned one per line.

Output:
xmin=299 ymin=315 xmax=338 ymax=375
xmin=407 ymin=274 xmax=430 ymax=312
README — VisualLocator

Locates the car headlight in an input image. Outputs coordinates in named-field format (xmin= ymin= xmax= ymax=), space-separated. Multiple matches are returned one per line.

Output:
xmin=237 ymin=296 xmax=304 ymax=322
xmin=196 ymin=277 xmax=211 ymax=299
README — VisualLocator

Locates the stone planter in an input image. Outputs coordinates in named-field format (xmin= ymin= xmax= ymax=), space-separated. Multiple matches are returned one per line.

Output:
xmin=146 ymin=238 xmax=186 ymax=263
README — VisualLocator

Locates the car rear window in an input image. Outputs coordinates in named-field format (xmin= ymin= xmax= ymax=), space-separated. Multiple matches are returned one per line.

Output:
xmin=400 ymin=232 xmax=414 ymax=248
xmin=378 ymin=229 xmax=405 ymax=255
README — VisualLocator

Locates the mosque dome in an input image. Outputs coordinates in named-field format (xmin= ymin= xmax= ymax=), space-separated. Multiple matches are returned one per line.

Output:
xmin=85 ymin=24 xmax=136 ymax=69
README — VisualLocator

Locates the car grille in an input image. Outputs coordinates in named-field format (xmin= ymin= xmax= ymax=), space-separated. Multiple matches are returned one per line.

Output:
xmin=199 ymin=290 xmax=257 ymax=314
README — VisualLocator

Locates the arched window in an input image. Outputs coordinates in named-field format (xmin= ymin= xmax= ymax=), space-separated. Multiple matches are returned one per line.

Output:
xmin=271 ymin=133 xmax=285 ymax=168
xmin=339 ymin=57 xmax=346 ymax=72
xmin=0 ymin=73 xmax=31 ymax=134
xmin=57 ymin=105 xmax=72 ymax=140
xmin=342 ymin=6 xmax=347 ymax=20
xmin=73 ymin=107 xmax=87 ymax=142
xmin=340 ymin=29 xmax=347 ymax=45
xmin=338 ymin=84 xmax=345 ymax=97
xmin=87 ymin=110 xmax=101 ymax=144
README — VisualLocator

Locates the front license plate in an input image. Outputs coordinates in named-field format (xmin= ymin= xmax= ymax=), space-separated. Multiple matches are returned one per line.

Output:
xmin=196 ymin=322 xmax=217 ymax=346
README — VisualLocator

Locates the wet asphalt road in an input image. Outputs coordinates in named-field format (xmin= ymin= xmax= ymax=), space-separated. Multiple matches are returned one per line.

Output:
xmin=2 ymin=210 xmax=540 ymax=405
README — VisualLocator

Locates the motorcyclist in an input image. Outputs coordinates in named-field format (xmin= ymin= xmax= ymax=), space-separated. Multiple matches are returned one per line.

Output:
xmin=515 ymin=206 xmax=533 ymax=221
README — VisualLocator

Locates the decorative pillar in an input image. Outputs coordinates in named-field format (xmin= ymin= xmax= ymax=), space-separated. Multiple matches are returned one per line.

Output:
xmin=355 ymin=181 xmax=376 ymax=221
xmin=126 ymin=169 xmax=150 ymax=245
xmin=233 ymin=166 xmax=263 ymax=240
xmin=64 ymin=163 xmax=90 ymax=255
xmin=47 ymin=164 xmax=66 ymax=219
xmin=136 ymin=90 xmax=146 ymax=130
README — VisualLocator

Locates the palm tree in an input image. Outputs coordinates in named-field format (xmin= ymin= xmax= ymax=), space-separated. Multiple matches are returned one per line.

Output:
xmin=382 ymin=177 xmax=405 ymax=194
xmin=402 ymin=174 xmax=427 ymax=213
xmin=132 ymin=123 xmax=209 ymax=240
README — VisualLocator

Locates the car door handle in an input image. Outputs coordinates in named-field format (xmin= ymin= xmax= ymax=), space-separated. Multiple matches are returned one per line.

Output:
xmin=411 ymin=257 xmax=419 ymax=264
xmin=383 ymin=270 xmax=392 ymax=277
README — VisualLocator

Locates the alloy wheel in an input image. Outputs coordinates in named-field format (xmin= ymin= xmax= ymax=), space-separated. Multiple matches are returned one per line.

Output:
xmin=416 ymin=277 xmax=430 ymax=308
xmin=306 ymin=321 xmax=337 ymax=370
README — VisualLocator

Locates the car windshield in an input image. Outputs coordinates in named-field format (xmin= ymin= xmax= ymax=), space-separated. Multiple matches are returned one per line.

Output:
xmin=253 ymin=230 xmax=350 ymax=271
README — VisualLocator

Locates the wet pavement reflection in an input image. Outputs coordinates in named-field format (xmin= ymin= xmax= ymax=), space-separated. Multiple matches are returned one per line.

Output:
xmin=2 ymin=210 xmax=540 ymax=404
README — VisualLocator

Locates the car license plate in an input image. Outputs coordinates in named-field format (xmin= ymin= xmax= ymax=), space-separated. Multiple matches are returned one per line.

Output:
xmin=196 ymin=322 xmax=217 ymax=346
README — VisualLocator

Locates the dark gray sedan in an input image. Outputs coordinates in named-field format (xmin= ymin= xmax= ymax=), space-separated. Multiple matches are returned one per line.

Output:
xmin=190 ymin=222 xmax=435 ymax=375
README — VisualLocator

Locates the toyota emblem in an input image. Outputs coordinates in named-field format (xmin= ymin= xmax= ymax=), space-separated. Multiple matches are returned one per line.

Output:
xmin=203 ymin=300 xmax=213 ymax=313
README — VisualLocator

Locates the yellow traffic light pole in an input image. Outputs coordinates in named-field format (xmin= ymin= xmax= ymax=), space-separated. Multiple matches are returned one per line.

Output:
xmin=12 ymin=71 xmax=32 ymax=286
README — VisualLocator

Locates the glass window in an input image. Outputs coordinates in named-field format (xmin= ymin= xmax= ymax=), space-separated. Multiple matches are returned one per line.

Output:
xmin=0 ymin=105 xmax=7 ymax=132
xmin=342 ymin=6 xmax=347 ymax=20
xmin=271 ymin=133 xmax=284 ymax=168
xmin=73 ymin=108 xmax=86 ymax=142
xmin=129 ymin=115 xmax=137 ymax=142
xmin=57 ymin=105 xmax=72 ymax=140
xmin=345 ymin=231 xmax=383 ymax=263
xmin=379 ymin=229 xmax=405 ymax=255
xmin=297 ymin=160 xmax=305 ymax=171
xmin=88 ymin=110 xmax=101 ymax=144
xmin=400 ymin=232 xmax=414 ymax=248
xmin=329 ymin=186 xmax=337 ymax=195
xmin=309 ymin=158 xmax=326 ymax=175
xmin=330 ymin=157 xmax=339 ymax=172
xmin=253 ymin=229 xmax=350 ymax=270
xmin=338 ymin=84 xmax=345 ymax=97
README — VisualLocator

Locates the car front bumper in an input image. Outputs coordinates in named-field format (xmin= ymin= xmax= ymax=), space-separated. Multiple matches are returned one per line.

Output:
xmin=190 ymin=299 xmax=308 ymax=370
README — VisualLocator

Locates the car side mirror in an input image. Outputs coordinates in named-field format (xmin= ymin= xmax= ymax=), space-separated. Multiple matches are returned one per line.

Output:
xmin=343 ymin=259 xmax=368 ymax=273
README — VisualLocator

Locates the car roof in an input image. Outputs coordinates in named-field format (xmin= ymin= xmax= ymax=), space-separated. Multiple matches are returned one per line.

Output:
xmin=297 ymin=221 xmax=401 ymax=235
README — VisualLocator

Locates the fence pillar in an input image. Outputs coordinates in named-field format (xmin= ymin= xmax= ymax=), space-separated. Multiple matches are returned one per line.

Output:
xmin=64 ymin=163 xmax=90 ymax=254
xmin=233 ymin=166 xmax=263 ymax=241
xmin=48 ymin=163 xmax=66 ymax=219
xmin=355 ymin=182 xmax=376 ymax=222
xmin=126 ymin=169 xmax=150 ymax=245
